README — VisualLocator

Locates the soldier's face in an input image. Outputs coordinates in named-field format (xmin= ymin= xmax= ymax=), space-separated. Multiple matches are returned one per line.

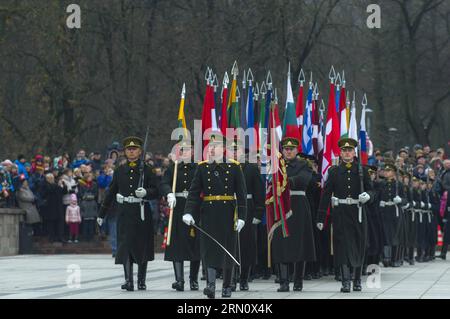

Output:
xmin=208 ymin=143 xmax=223 ymax=160
xmin=384 ymin=169 xmax=394 ymax=179
xmin=125 ymin=147 xmax=141 ymax=161
xmin=340 ymin=148 xmax=355 ymax=162
xmin=179 ymin=148 xmax=192 ymax=161
xmin=282 ymin=147 xmax=297 ymax=160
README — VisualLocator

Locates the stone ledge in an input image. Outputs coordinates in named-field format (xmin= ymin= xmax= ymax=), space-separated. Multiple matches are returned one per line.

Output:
xmin=0 ymin=208 xmax=26 ymax=216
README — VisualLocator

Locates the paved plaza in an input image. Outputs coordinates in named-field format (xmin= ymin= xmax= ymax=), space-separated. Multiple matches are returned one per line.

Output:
xmin=1 ymin=253 xmax=450 ymax=299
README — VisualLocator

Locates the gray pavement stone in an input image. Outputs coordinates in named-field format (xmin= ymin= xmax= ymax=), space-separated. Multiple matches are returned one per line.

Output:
xmin=1 ymin=253 xmax=449 ymax=299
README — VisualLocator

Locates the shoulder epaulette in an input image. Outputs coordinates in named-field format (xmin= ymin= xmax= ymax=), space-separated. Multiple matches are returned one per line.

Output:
xmin=198 ymin=160 xmax=208 ymax=165
xmin=228 ymin=159 xmax=240 ymax=165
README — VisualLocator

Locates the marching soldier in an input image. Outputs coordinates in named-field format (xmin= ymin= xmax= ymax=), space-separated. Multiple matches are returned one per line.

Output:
xmin=98 ymin=136 xmax=160 ymax=291
xmin=402 ymin=171 xmax=417 ymax=265
xmin=227 ymin=140 xmax=265 ymax=291
xmin=160 ymin=140 xmax=201 ymax=291
xmin=364 ymin=165 xmax=384 ymax=272
xmin=317 ymin=137 xmax=373 ymax=293
xmin=416 ymin=178 xmax=429 ymax=262
xmin=271 ymin=137 xmax=317 ymax=292
xmin=379 ymin=161 xmax=405 ymax=267
xmin=182 ymin=132 xmax=247 ymax=299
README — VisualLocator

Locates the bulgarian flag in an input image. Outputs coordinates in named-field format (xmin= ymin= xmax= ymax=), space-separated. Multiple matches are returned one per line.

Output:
xmin=282 ymin=63 xmax=301 ymax=147
xmin=359 ymin=95 xmax=368 ymax=165
xmin=321 ymin=76 xmax=340 ymax=186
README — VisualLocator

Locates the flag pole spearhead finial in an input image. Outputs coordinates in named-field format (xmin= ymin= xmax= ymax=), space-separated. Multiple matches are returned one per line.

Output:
xmin=329 ymin=65 xmax=336 ymax=82
xmin=236 ymin=86 xmax=240 ymax=99
xmin=223 ymin=71 xmax=229 ymax=88
xmin=342 ymin=70 xmax=346 ymax=86
xmin=335 ymin=73 xmax=341 ymax=87
xmin=247 ymin=68 xmax=254 ymax=85
xmin=242 ymin=69 xmax=246 ymax=88
xmin=298 ymin=68 xmax=305 ymax=85
xmin=260 ymin=81 xmax=267 ymax=95
xmin=254 ymin=82 xmax=259 ymax=100
xmin=181 ymin=83 xmax=186 ymax=98
xmin=231 ymin=61 xmax=238 ymax=79
xmin=362 ymin=93 xmax=367 ymax=107
xmin=319 ymin=99 xmax=325 ymax=112
xmin=266 ymin=71 xmax=273 ymax=89
xmin=314 ymin=82 xmax=319 ymax=99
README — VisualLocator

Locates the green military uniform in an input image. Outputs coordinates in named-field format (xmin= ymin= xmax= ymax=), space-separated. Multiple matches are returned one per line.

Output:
xmin=99 ymin=136 xmax=159 ymax=291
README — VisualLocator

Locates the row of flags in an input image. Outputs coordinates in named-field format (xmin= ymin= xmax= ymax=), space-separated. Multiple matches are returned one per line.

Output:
xmin=176 ymin=61 xmax=371 ymax=254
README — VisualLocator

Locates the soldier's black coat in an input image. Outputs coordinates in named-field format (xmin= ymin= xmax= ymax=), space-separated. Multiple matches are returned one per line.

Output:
xmin=318 ymin=162 xmax=373 ymax=267
xmin=184 ymin=159 xmax=247 ymax=269
xmin=238 ymin=162 xmax=265 ymax=267
xmin=160 ymin=162 xmax=200 ymax=262
xmin=271 ymin=158 xmax=317 ymax=264
xmin=99 ymin=160 xmax=159 ymax=265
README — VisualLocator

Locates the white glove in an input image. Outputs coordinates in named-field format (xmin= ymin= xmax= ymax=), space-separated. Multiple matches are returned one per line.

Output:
xmin=116 ymin=193 xmax=124 ymax=204
xmin=393 ymin=196 xmax=402 ymax=204
xmin=97 ymin=218 xmax=103 ymax=226
xmin=380 ymin=201 xmax=386 ymax=208
xmin=317 ymin=223 xmax=324 ymax=231
xmin=235 ymin=219 xmax=245 ymax=232
xmin=252 ymin=218 xmax=261 ymax=225
xmin=412 ymin=201 xmax=416 ymax=207
xmin=402 ymin=203 xmax=410 ymax=210
xmin=167 ymin=193 xmax=176 ymax=208
xmin=135 ymin=187 xmax=147 ymax=198
xmin=358 ymin=192 xmax=370 ymax=204
xmin=428 ymin=203 xmax=432 ymax=210
xmin=420 ymin=201 xmax=425 ymax=208
xmin=182 ymin=214 xmax=195 ymax=226
xmin=443 ymin=219 xmax=448 ymax=223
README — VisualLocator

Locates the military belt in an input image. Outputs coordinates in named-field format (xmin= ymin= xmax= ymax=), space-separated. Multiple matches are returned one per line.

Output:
xmin=119 ymin=196 xmax=143 ymax=204
xmin=175 ymin=191 xmax=189 ymax=198
xmin=203 ymin=195 xmax=235 ymax=201
xmin=379 ymin=200 xmax=396 ymax=207
xmin=335 ymin=197 xmax=359 ymax=205
xmin=290 ymin=190 xmax=306 ymax=196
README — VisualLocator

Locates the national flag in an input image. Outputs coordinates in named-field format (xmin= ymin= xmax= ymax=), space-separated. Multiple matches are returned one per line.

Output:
xmin=220 ymin=73 xmax=229 ymax=134
xmin=282 ymin=63 xmax=301 ymax=148
xmin=295 ymin=73 xmax=305 ymax=153
xmin=321 ymin=79 xmax=340 ymax=186
xmin=301 ymin=83 xmax=314 ymax=155
xmin=227 ymin=62 xmax=240 ymax=129
xmin=201 ymin=72 xmax=217 ymax=150
xmin=359 ymin=96 xmax=368 ymax=165
xmin=348 ymin=95 xmax=358 ymax=141
xmin=311 ymin=84 xmax=319 ymax=158
xmin=177 ymin=83 xmax=187 ymax=139
xmin=339 ymin=80 xmax=348 ymax=137
xmin=246 ymin=77 xmax=256 ymax=150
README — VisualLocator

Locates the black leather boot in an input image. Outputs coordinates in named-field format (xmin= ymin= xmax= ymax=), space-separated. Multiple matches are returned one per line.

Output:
xmin=383 ymin=246 xmax=392 ymax=267
xmin=293 ymin=261 xmax=305 ymax=291
xmin=121 ymin=256 xmax=134 ymax=291
xmin=189 ymin=260 xmax=200 ymax=291
xmin=439 ymin=245 xmax=448 ymax=260
xmin=391 ymin=247 xmax=400 ymax=267
xmin=172 ymin=261 xmax=185 ymax=291
xmin=137 ymin=262 xmax=147 ymax=290
xmin=408 ymin=247 xmax=415 ymax=265
xmin=240 ymin=266 xmax=250 ymax=291
xmin=277 ymin=263 xmax=290 ymax=292
xmin=353 ymin=267 xmax=362 ymax=291
xmin=340 ymin=265 xmax=351 ymax=293
xmin=222 ymin=268 xmax=233 ymax=297
xmin=416 ymin=248 xmax=424 ymax=262
xmin=203 ymin=267 xmax=216 ymax=299
xmin=230 ymin=266 xmax=239 ymax=292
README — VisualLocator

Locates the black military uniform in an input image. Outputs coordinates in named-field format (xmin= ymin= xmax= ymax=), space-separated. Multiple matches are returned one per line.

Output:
xmin=183 ymin=134 xmax=247 ymax=299
xmin=416 ymin=178 xmax=433 ymax=262
xmin=231 ymin=142 xmax=265 ymax=291
xmin=378 ymin=162 xmax=406 ymax=267
xmin=317 ymin=137 xmax=373 ymax=293
xmin=272 ymin=137 xmax=317 ymax=293
xmin=364 ymin=165 xmax=384 ymax=270
xmin=160 ymin=141 xmax=200 ymax=291
xmin=98 ymin=136 xmax=159 ymax=291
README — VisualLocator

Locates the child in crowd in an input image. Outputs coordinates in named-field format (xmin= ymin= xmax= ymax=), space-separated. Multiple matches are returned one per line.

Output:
xmin=65 ymin=193 xmax=81 ymax=243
